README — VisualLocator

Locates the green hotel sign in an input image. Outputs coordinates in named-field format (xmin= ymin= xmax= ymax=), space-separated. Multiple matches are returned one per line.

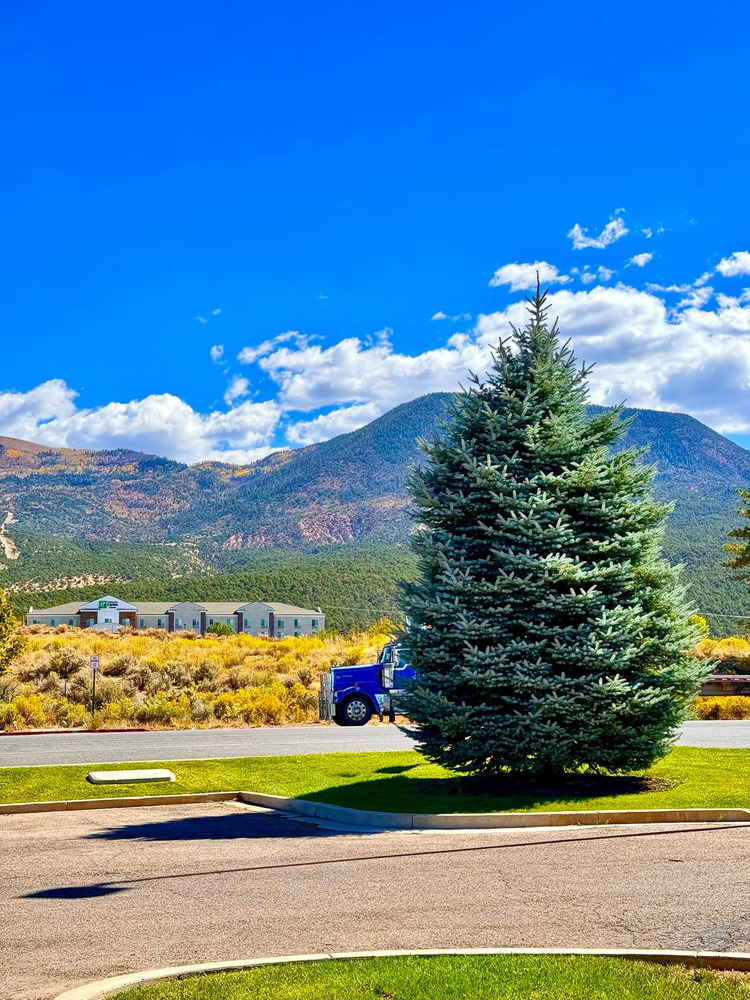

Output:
xmin=98 ymin=600 xmax=118 ymax=609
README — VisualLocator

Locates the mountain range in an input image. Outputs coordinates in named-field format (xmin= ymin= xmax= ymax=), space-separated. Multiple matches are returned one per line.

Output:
xmin=1 ymin=394 xmax=748 ymax=632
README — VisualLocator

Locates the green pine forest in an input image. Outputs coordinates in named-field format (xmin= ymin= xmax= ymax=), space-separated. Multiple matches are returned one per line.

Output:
xmin=2 ymin=392 xmax=750 ymax=635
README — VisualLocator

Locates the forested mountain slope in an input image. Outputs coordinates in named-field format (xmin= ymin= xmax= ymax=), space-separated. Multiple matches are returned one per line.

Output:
xmin=2 ymin=395 xmax=749 ymax=629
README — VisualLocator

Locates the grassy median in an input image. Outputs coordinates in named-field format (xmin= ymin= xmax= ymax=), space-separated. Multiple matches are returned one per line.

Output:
xmin=1 ymin=745 xmax=750 ymax=813
xmin=112 ymin=955 xmax=750 ymax=999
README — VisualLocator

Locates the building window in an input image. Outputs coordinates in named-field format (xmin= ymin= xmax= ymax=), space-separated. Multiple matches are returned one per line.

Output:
xmin=312 ymin=619 xmax=319 ymax=628
xmin=209 ymin=619 xmax=214 ymax=625
xmin=139 ymin=619 xmax=146 ymax=628
xmin=277 ymin=631 xmax=284 ymax=638
xmin=68 ymin=619 xmax=76 ymax=626
xmin=261 ymin=617 xmax=268 ymax=627
xmin=51 ymin=619 xmax=57 ymax=626
xmin=276 ymin=619 xmax=284 ymax=628
xmin=176 ymin=618 xmax=183 ymax=628
xmin=226 ymin=619 xmax=233 ymax=626
xmin=192 ymin=618 xmax=199 ymax=629
xmin=244 ymin=618 xmax=251 ymax=628
xmin=157 ymin=619 xmax=164 ymax=628
xmin=32 ymin=619 xmax=38 ymax=625
xmin=294 ymin=631 xmax=299 ymax=637
xmin=294 ymin=619 xmax=300 ymax=628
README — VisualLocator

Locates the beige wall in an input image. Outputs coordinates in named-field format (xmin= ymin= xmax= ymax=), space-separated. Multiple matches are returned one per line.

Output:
xmin=26 ymin=614 xmax=81 ymax=627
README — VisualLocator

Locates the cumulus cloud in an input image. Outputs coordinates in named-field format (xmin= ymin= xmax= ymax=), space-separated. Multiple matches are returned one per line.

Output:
xmin=286 ymin=402 xmax=384 ymax=446
xmin=223 ymin=375 xmax=251 ymax=406
xmin=573 ymin=265 xmax=614 ymax=285
xmin=9 ymin=260 xmax=750 ymax=464
xmin=0 ymin=382 xmax=280 ymax=464
xmin=210 ymin=344 xmax=224 ymax=363
xmin=568 ymin=216 xmax=629 ymax=250
xmin=431 ymin=311 xmax=470 ymax=322
xmin=716 ymin=251 xmax=750 ymax=277
xmin=489 ymin=261 xmax=570 ymax=291
xmin=237 ymin=331 xmax=309 ymax=365
xmin=628 ymin=253 xmax=653 ymax=267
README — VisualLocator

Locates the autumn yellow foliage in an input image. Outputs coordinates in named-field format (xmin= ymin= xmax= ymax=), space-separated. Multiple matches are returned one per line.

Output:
xmin=1 ymin=625 xmax=394 ymax=731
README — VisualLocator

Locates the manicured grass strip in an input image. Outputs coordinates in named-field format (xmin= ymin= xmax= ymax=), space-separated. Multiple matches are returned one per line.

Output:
xmin=112 ymin=955 xmax=750 ymax=999
xmin=1 ymin=746 xmax=750 ymax=814
xmin=0 ymin=747 xmax=750 ymax=813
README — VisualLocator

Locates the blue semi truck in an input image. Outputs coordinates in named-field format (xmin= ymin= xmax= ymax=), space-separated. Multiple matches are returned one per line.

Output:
xmin=318 ymin=642 xmax=416 ymax=725
xmin=319 ymin=640 xmax=741 ymax=726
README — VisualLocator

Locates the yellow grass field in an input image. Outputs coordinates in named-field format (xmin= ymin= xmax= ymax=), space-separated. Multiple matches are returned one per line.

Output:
xmin=2 ymin=625 xmax=749 ymax=731
xmin=1 ymin=624 xmax=393 ymax=731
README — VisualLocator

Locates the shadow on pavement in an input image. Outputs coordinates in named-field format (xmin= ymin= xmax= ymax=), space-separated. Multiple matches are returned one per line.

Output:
xmin=84 ymin=808 xmax=358 ymax=843
xmin=25 ymin=884 xmax=128 ymax=900
xmin=20 ymin=822 xmax=743 ymax=902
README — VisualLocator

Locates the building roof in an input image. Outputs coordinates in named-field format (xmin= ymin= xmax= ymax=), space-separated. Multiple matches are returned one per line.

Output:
xmin=27 ymin=597 xmax=325 ymax=618
xmin=263 ymin=602 xmax=323 ymax=616
xmin=27 ymin=602 xmax=84 ymax=616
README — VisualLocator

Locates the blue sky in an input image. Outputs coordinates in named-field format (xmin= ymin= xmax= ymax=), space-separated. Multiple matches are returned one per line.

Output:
xmin=3 ymin=0 xmax=750 ymax=461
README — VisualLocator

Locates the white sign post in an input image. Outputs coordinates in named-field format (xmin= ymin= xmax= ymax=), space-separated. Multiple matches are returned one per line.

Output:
xmin=90 ymin=655 xmax=99 ymax=721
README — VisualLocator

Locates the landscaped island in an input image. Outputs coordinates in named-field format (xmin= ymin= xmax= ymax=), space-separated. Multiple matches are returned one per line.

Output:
xmin=105 ymin=954 xmax=750 ymax=1000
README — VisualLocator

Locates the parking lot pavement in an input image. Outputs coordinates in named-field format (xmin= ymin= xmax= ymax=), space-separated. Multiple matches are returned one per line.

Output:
xmin=1 ymin=720 xmax=748 ymax=769
xmin=0 ymin=723 xmax=415 ymax=768
xmin=3 ymin=801 xmax=750 ymax=1000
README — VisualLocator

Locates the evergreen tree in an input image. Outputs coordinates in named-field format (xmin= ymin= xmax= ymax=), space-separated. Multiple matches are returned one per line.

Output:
xmin=399 ymin=285 xmax=706 ymax=776
xmin=724 ymin=491 xmax=750 ymax=601
xmin=0 ymin=586 xmax=25 ymax=676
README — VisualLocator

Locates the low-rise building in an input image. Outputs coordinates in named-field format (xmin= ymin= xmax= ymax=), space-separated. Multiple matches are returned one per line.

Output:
xmin=26 ymin=596 xmax=325 ymax=637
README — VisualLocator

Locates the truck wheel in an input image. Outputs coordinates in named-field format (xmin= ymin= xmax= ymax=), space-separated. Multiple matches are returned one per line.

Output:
xmin=337 ymin=694 xmax=373 ymax=726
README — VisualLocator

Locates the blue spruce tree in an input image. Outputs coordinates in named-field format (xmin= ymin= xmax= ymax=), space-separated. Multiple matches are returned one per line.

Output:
xmin=399 ymin=285 xmax=707 ymax=776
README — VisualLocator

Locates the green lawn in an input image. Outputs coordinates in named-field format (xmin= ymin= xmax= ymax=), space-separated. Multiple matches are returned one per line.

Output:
xmin=112 ymin=955 xmax=750 ymax=1000
xmin=1 ymin=746 xmax=750 ymax=813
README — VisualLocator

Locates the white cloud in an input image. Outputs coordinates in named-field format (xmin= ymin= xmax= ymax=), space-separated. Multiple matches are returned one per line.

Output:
xmin=716 ymin=251 xmax=750 ymax=277
xmin=430 ymin=311 xmax=470 ymax=322
xmin=568 ymin=216 xmax=629 ymax=250
xmin=223 ymin=375 xmax=251 ymax=406
xmin=237 ymin=331 xmax=308 ymax=365
xmin=642 ymin=228 xmax=653 ymax=239
xmin=489 ymin=261 xmax=570 ymax=291
xmin=646 ymin=283 xmax=691 ymax=294
xmin=195 ymin=316 xmax=207 ymax=324
xmin=212 ymin=308 xmax=221 ymax=315
xmin=0 ymin=382 xmax=280 ymax=464
xmin=210 ymin=344 xmax=224 ymax=363
xmin=628 ymin=253 xmax=653 ymax=267
xmin=10 ymin=257 xmax=750 ymax=464
xmin=286 ymin=403 xmax=384 ymax=446
xmin=572 ymin=266 xmax=614 ymax=285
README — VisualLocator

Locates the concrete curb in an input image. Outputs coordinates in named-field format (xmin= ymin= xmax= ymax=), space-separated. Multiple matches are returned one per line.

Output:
xmin=2 ymin=789 xmax=749 ymax=827
xmin=50 ymin=948 xmax=750 ymax=1000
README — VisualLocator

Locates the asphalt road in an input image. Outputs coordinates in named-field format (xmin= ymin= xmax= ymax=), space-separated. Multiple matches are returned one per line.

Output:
xmin=1 ymin=720 xmax=748 ymax=768
xmin=2 ymin=802 xmax=750 ymax=1000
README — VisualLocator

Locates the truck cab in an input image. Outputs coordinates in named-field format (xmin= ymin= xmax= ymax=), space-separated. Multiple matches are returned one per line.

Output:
xmin=318 ymin=642 xmax=415 ymax=726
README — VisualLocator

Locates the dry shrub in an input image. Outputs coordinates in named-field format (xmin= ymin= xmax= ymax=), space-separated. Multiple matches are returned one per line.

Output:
xmin=694 ymin=696 xmax=750 ymax=720
xmin=5 ymin=623 xmax=393 ymax=729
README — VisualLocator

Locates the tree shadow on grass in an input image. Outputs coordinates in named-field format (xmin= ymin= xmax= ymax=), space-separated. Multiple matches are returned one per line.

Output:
xmin=300 ymin=772 xmax=678 ymax=814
